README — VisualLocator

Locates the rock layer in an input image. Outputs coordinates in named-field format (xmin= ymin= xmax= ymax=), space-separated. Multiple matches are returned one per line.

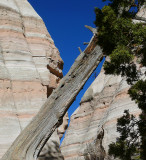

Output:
xmin=0 ymin=0 xmax=64 ymax=158
xmin=61 ymin=69 xmax=141 ymax=160
xmin=61 ymin=7 xmax=146 ymax=160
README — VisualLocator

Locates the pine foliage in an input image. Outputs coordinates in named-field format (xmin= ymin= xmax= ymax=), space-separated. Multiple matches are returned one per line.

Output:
xmin=94 ymin=0 xmax=146 ymax=159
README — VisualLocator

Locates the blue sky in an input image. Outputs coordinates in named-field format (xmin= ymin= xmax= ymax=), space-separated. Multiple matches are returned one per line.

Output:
xmin=28 ymin=0 xmax=108 ymax=123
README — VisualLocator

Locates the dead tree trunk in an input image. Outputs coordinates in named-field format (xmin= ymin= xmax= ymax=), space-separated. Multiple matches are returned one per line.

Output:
xmin=1 ymin=26 xmax=103 ymax=160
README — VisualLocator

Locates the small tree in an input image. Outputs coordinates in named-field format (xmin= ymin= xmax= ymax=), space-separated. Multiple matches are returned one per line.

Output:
xmin=94 ymin=0 xmax=146 ymax=159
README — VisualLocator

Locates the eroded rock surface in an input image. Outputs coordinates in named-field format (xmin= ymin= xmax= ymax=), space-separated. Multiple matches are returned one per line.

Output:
xmin=61 ymin=69 xmax=141 ymax=160
xmin=0 ymin=0 xmax=65 ymax=158
xmin=61 ymin=7 xmax=146 ymax=160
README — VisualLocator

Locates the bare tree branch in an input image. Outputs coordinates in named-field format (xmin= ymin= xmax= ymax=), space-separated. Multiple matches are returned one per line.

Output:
xmin=1 ymin=27 xmax=103 ymax=160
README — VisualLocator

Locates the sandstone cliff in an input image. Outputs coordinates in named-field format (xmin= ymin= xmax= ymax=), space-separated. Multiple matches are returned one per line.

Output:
xmin=61 ymin=7 xmax=146 ymax=159
xmin=0 ymin=0 xmax=65 ymax=158
xmin=61 ymin=69 xmax=142 ymax=160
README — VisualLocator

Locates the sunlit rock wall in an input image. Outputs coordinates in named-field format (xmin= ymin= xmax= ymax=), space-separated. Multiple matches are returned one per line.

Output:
xmin=61 ymin=6 xmax=146 ymax=160
xmin=61 ymin=69 xmax=141 ymax=160
xmin=0 ymin=0 xmax=65 ymax=158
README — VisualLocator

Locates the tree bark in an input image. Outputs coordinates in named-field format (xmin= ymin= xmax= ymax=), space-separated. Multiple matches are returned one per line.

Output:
xmin=1 ymin=29 xmax=103 ymax=160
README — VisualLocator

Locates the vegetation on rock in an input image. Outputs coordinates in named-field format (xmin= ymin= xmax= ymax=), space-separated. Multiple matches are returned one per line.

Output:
xmin=94 ymin=0 xmax=146 ymax=159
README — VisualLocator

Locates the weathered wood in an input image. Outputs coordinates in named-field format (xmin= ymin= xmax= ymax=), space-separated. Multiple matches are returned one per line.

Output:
xmin=78 ymin=47 xmax=82 ymax=54
xmin=1 ymin=27 xmax=103 ymax=160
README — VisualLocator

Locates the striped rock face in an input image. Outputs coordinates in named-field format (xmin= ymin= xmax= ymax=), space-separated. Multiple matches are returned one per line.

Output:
xmin=61 ymin=70 xmax=141 ymax=160
xmin=61 ymin=6 xmax=146 ymax=160
xmin=0 ymin=0 xmax=64 ymax=158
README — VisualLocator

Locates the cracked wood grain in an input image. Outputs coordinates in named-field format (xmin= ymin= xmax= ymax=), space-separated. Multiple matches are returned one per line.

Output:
xmin=1 ymin=31 xmax=103 ymax=160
